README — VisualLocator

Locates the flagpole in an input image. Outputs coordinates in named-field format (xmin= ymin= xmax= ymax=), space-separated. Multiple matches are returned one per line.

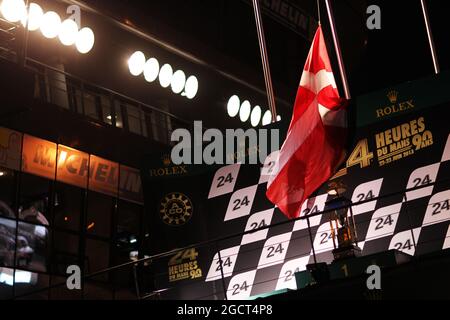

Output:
xmin=252 ymin=0 xmax=278 ymax=122
xmin=324 ymin=0 xmax=351 ymax=100
xmin=420 ymin=0 xmax=440 ymax=75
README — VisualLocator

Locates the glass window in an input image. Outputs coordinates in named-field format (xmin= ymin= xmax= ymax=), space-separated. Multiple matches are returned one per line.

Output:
xmin=114 ymin=102 xmax=124 ymax=129
xmin=14 ymin=271 xmax=49 ymax=300
xmin=0 ymin=168 xmax=16 ymax=219
xmin=54 ymin=183 xmax=83 ymax=232
xmin=0 ymin=268 xmax=14 ymax=299
xmin=100 ymin=95 xmax=113 ymax=125
xmin=84 ymin=241 xmax=114 ymax=299
xmin=83 ymin=91 xmax=100 ymax=120
xmin=67 ymin=82 xmax=84 ymax=114
xmin=126 ymin=104 xmax=142 ymax=135
xmin=19 ymin=174 xmax=51 ymax=226
xmin=49 ymin=275 xmax=82 ymax=300
xmin=84 ymin=279 xmax=114 ymax=300
xmin=114 ymin=201 xmax=142 ymax=267
xmin=17 ymin=221 xmax=49 ymax=273
xmin=0 ymin=217 xmax=16 ymax=268
xmin=85 ymin=238 xmax=110 ymax=275
xmin=52 ymin=231 xmax=79 ymax=276
xmin=86 ymin=192 xmax=113 ymax=239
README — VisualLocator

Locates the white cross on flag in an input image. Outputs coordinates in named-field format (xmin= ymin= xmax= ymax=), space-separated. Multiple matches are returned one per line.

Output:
xmin=267 ymin=26 xmax=348 ymax=219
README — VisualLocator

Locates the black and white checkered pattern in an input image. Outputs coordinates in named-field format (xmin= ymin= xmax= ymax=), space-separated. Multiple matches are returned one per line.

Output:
xmin=203 ymin=134 xmax=450 ymax=300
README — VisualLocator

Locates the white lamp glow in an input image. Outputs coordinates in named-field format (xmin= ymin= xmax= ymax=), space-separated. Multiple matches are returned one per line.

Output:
xmin=171 ymin=70 xmax=186 ymax=94
xmin=159 ymin=64 xmax=173 ymax=88
xmin=1 ymin=0 xmax=27 ymax=23
xmin=227 ymin=95 xmax=240 ymax=118
xmin=184 ymin=75 xmax=198 ymax=99
xmin=59 ymin=19 xmax=79 ymax=46
xmin=128 ymin=51 xmax=146 ymax=76
xmin=239 ymin=100 xmax=251 ymax=122
xmin=75 ymin=27 xmax=95 ymax=54
xmin=40 ymin=11 xmax=61 ymax=39
xmin=144 ymin=57 xmax=159 ymax=82
xmin=21 ymin=2 xmax=43 ymax=31
xmin=277 ymin=115 xmax=282 ymax=121
xmin=251 ymin=106 xmax=262 ymax=127
xmin=262 ymin=110 xmax=272 ymax=126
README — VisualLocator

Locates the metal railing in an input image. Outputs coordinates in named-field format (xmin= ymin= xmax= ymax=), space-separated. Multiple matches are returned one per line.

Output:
xmin=0 ymin=19 xmax=193 ymax=147
xmin=10 ymin=178 xmax=450 ymax=300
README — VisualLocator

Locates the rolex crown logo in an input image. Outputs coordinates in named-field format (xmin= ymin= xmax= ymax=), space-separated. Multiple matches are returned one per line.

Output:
xmin=162 ymin=154 xmax=172 ymax=166
xmin=387 ymin=90 xmax=399 ymax=104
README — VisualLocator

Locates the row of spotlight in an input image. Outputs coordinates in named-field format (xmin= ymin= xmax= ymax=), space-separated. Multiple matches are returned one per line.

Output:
xmin=0 ymin=0 xmax=95 ymax=54
xmin=227 ymin=95 xmax=281 ymax=127
xmin=128 ymin=51 xmax=199 ymax=100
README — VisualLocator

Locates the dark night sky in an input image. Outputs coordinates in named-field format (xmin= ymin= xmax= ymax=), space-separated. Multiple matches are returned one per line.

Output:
xmin=82 ymin=0 xmax=450 ymax=99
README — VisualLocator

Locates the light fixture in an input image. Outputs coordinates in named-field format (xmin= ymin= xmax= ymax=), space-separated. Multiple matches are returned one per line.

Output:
xmin=40 ymin=11 xmax=61 ymax=39
xmin=0 ymin=171 xmax=5 ymax=177
xmin=128 ymin=51 xmax=146 ymax=76
xmin=59 ymin=19 xmax=78 ymax=46
xmin=75 ymin=27 xmax=95 ymax=54
xmin=251 ymin=106 xmax=262 ymax=127
xmin=21 ymin=2 xmax=43 ymax=31
xmin=171 ymin=70 xmax=186 ymax=94
xmin=1 ymin=0 xmax=27 ymax=23
xmin=184 ymin=75 xmax=198 ymax=99
xmin=227 ymin=95 xmax=240 ymax=118
xmin=239 ymin=100 xmax=251 ymax=122
xmin=262 ymin=110 xmax=272 ymax=126
xmin=277 ymin=115 xmax=282 ymax=121
xmin=159 ymin=63 xmax=173 ymax=88
xmin=144 ymin=57 xmax=159 ymax=82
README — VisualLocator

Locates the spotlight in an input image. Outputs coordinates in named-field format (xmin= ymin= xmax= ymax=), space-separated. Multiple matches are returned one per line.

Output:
xmin=184 ymin=75 xmax=198 ymax=99
xmin=21 ymin=2 xmax=43 ymax=31
xmin=59 ymin=19 xmax=78 ymax=46
xmin=159 ymin=64 xmax=173 ymax=88
xmin=1 ymin=0 xmax=26 ymax=23
xmin=171 ymin=70 xmax=186 ymax=94
xmin=227 ymin=95 xmax=240 ymax=118
xmin=144 ymin=57 xmax=159 ymax=83
xmin=251 ymin=106 xmax=262 ymax=127
xmin=75 ymin=27 xmax=95 ymax=54
xmin=128 ymin=51 xmax=146 ymax=76
xmin=277 ymin=115 xmax=282 ymax=121
xmin=40 ymin=11 xmax=61 ymax=39
xmin=262 ymin=110 xmax=272 ymax=126
xmin=239 ymin=100 xmax=251 ymax=122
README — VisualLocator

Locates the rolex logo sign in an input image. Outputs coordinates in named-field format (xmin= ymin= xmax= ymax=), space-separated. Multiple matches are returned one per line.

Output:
xmin=159 ymin=193 xmax=193 ymax=226
xmin=376 ymin=90 xmax=415 ymax=119
xmin=387 ymin=90 xmax=398 ymax=104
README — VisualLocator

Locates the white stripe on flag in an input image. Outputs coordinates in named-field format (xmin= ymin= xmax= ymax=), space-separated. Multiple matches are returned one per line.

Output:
xmin=300 ymin=70 xmax=337 ymax=94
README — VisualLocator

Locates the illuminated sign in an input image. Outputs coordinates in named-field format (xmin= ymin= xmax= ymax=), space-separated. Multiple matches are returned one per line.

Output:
xmin=89 ymin=155 xmax=119 ymax=197
xmin=57 ymin=145 xmax=89 ymax=189
xmin=14 ymin=130 xmax=143 ymax=203
xmin=22 ymin=135 xmax=57 ymax=180
xmin=0 ymin=127 xmax=22 ymax=171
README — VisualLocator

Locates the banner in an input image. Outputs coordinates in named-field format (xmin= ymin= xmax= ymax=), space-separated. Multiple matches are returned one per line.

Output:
xmin=57 ymin=145 xmax=89 ymax=189
xmin=22 ymin=134 xmax=57 ymax=180
xmin=89 ymin=155 xmax=119 ymax=197
xmin=144 ymin=72 xmax=450 ymax=300
xmin=10 ymin=130 xmax=142 ymax=202
xmin=119 ymin=165 xmax=144 ymax=204
xmin=0 ymin=127 xmax=22 ymax=171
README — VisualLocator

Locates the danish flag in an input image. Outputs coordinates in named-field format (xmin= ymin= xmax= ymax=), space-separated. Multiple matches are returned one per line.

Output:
xmin=267 ymin=26 xmax=348 ymax=219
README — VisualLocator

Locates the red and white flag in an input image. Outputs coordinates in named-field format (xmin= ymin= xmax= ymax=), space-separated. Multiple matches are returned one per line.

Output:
xmin=267 ymin=26 xmax=348 ymax=219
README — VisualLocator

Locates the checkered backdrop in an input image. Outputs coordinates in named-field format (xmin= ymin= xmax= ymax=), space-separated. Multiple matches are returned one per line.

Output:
xmin=145 ymin=98 xmax=450 ymax=301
